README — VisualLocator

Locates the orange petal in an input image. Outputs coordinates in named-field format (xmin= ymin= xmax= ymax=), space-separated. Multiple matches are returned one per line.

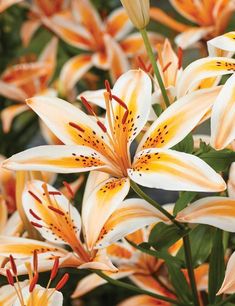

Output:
xmin=21 ymin=19 xmax=41 ymax=47
xmin=106 ymin=7 xmax=132 ymax=40
xmin=1 ymin=104 xmax=28 ymax=133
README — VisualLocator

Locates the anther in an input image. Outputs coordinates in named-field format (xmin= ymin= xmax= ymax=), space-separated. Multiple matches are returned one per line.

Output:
xmin=29 ymin=209 xmax=42 ymax=221
xmin=112 ymin=95 xmax=128 ymax=110
xmin=104 ymin=80 xmax=112 ymax=97
xmin=6 ymin=269 xmax=14 ymax=286
xmin=48 ymin=191 xmax=62 ymax=196
xmin=97 ymin=120 xmax=107 ymax=133
xmin=178 ymin=47 xmax=183 ymax=69
xmin=48 ymin=206 xmax=65 ymax=216
xmin=63 ymin=181 xmax=74 ymax=199
xmin=28 ymin=191 xmax=42 ymax=204
xmin=55 ymin=273 xmax=69 ymax=290
xmin=31 ymin=221 xmax=43 ymax=228
xmin=50 ymin=257 xmax=59 ymax=281
xmin=29 ymin=272 xmax=38 ymax=292
xmin=80 ymin=96 xmax=95 ymax=115
xmin=9 ymin=255 xmax=17 ymax=276
xmin=162 ymin=61 xmax=172 ymax=73
xmin=69 ymin=122 xmax=85 ymax=133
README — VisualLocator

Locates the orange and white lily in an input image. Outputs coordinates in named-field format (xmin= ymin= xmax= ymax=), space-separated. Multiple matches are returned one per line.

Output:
xmin=176 ymin=196 xmax=235 ymax=232
xmin=72 ymin=226 xmax=178 ymax=299
xmin=20 ymin=0 xmax=69 ymax=46
xmin=0 ymin=37 xmax=58 ymax=134
xmin=41 ymin=0 xmax=162 ymax=95
xmin=0 ymin=155 xmax=17 ymax=213
xmin=0 ymin=170 xmax=168 ymax=275
xmin=0 ymin=0 xmax=23 ymax=13
xmin=3 ymin=69 xmax=226 ymax=193
xmin=217 ymin=250 xmax=235 ymax=295
xmin=1 ymin=254 xmax=66 ymax=306
xmin=150 ymin=0 xmax=235 ymax=49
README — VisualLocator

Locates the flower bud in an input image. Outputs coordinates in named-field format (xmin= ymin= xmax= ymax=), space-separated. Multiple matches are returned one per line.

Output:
xmin=120 ymin=0 xmax=150 ymax=29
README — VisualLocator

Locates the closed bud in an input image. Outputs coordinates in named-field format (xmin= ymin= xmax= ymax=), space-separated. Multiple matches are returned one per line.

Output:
xmin=120 ymin=0 xmax=150 ymax=29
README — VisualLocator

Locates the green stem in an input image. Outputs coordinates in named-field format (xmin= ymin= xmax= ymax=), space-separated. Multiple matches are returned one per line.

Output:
xmin=140 ymin=28 xmax=171 ymax=108
xmin=130 ymin=181 xmax=184 ymax=230
xmin=94 ymin=270 xmax=179 ymax=305
xmin=183 ymin=236 xmax=200 ymax=306
xmin=214 ymin=294 xmax=235 ymax=306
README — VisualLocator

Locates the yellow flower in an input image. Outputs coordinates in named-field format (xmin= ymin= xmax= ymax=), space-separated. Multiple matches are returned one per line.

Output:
xmin=120 ymin=0 xmax=150 ymax=29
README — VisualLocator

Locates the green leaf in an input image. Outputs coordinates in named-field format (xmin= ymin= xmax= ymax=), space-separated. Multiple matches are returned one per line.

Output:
xmin=166 ymin=261 xmax=192 ymax=304
xmin=172 ymin=133 xmax=194 ymax=154
xmin=176 ymin=225 xmax=215 ymax=268
xmin=198 ymin=149 xmax=235 ymax=172
xmin=173 ymin=191 xmax=197 ymax=215
xmin=149 ymin=222 xmax=189 ymax=250
xmin=208 ymin=229 xmax=225 ymax=304
xmin=152 ymin=103 xmax=163 ymax=117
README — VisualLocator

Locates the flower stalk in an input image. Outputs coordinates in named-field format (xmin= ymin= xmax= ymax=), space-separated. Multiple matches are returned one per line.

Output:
xmin=140 ymin=28 xmax=171 ymax=108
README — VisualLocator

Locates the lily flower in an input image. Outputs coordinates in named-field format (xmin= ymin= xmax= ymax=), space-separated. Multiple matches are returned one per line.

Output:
xmin=207 ymin=31 xmax=235 ymax=57
xmin=1 ymin=253 xmax=66 ymax=305
xmin=0 ymin=171 xmax=167 ymax=274
xmin=0 ymin=37 xmax=58 ymax=135
xmin=176 ymin=196 xmax=235 ymax=232
xmin=41 ymin=0 xmax=162 ymax=94
xmin=0 ymin=0 xmax=22 ymax=13
xmin=72 ymin=226 xmax=179 ymax=299
xmin=3 ymin=70 xmax=226 ymax=193
xmin=20 ymin=0 xmax=69 ymax=46
xmin=150 ymin=0 xmax=235 ymax=49
xmin=217 ymin=251 xmax=235 ymax=295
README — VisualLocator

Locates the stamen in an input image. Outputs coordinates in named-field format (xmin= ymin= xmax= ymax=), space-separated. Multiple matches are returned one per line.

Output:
xmin=178 ymin=47 xmax=183 ymax=69
xmin=48 ymin=205 xmax=65 ymax=216
xmin=69 ymin=122 xmax=85 ymax=133
xmin=122 ymin=110 xmax=129 ymax=124
xmin=62 ymin=181 xmax=74 ymax=199
xmin=29 ymin=272 xmax=38 ymax=292
xmin=50 ymin=257 xmax=59 ymax=281
xmin=80 ymin=96 xmax=95 ymax=115
xmin=112 ymin=95 xmax=128 ymax=110
xmin=48 ymin=191 xmax=62 ymax=196
xmin=137 ymin=56 xmax=151 ymax=73
xmin=9 ymin=255 xmax=17 ymax=275
xmin=33 ymin=250 xmax=38 ymax=273
xmin=42 ymin=183 xmax=53 ymax=206
xmin=163 ymin=61 xmax=172 ymax=73
xmin=29 ymin=209 xmax=42 ymax=221
xmin=104 ymin=80 xmax=112 ymax=97
xmin=31 ymin=221 xmax=43 ymax=228
xmin=55 ymin=273 xmax=69 ymax=290
xmin=28 ymin=191 xmax=42 ymax=204
xmin=6 ymin=269 xmax=14 ymax=286
xmin=97 ymin=120 xmax=107 ymax=133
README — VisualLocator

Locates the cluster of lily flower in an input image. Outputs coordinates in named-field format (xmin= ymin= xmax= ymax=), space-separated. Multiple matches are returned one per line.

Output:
xmin=1 ymin=0 xmax=235 ymax=305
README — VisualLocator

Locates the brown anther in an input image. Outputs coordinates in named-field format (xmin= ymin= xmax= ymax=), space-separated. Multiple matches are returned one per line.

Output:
xmin=62 ymin=181 xmax=74 ymax=199
xmin=122 ymin=110 xmax=129 ymax=124
xmin=29 ymin=272 xmax=38 ymax=292
xmin=177 ymin=47 xmax=183 ymax=69
xmin=80 ymin=96 xmax=95 ymax=115
xmin=29 ymin=209 xmax=42 ymax=221
xmin=9 ymin=255 xmax=17 ymax=276
xmin=69 ymin=122 xmax=85 ymax=133
xmin=6 ymin=269 xmax=14 ymax=286
xmin=162 ymin=61 xmax=172 ymax=73
xmin=112 ymin=95 xmax=128 ymax=110
xmin=48 ymin=191 xmax=62 ymax=196
xmin=104 ymin=80 xmax=112 ymax=97
xmin=137 ymin=56 xmax=150 ymax=73
xmin=50 ymin=257 xmax=59 ymax=281
xmin=33 ymin=250 xmax=38 ymax=273
xmin=48 ymin=206 xmax=65 ymax=216
xmin=97 ymin=120 xmax=107 ymax=133
xmin=28 ymin=191 xmax=42 ymax=204
xmin=55 ymin=273 xmax=69 ymax=290
xmin=31 ymin=221 xmax=43 ymax=228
